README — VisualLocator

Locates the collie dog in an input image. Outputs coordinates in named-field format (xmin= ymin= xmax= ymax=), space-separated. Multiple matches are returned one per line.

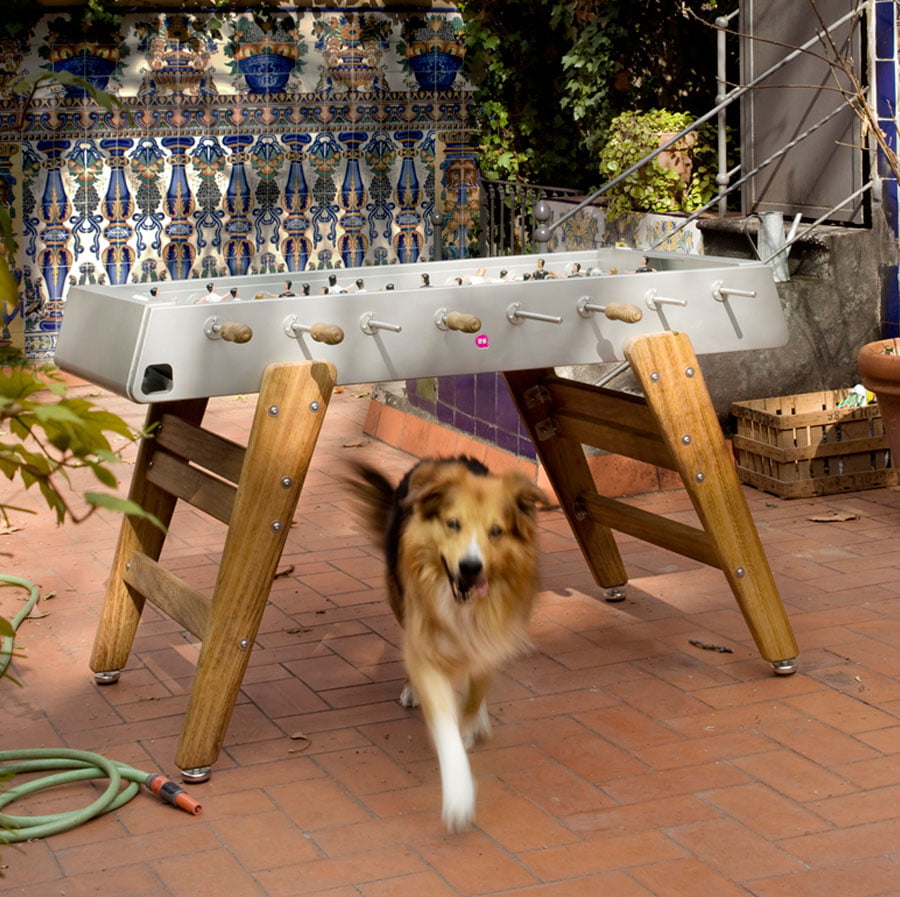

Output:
xmin=347 ymin=456 xmax=549 ymax=831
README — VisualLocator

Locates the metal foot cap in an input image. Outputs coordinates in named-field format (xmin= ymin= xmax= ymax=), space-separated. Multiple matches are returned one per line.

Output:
xmin=604 ymin=586 xmax=627 ymax=603
xmin=94 ymin=670 xmax=121 ymax=685
xmin=772 ymin=658 xmax=798 ymax=676
xmin=180 ymin=767 xmax=211 ymax=784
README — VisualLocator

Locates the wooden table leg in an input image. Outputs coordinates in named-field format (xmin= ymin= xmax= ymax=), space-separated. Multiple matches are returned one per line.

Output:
xmin=175 ymin=361 xmax=336 ymax=777
xmin=625 ymin=332 xmax=798 ymax=669
xmin=504 ymin=368 xmax=628 ymax=595
xmin=90 ymin=398 xmax=208 ymax=681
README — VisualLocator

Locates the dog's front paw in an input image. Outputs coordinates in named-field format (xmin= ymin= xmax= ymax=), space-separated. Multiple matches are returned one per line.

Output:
xmin=441 ymin=776 xmax=476 ymax=832
xmin=399 ymin=682 xmax=419 ymax=708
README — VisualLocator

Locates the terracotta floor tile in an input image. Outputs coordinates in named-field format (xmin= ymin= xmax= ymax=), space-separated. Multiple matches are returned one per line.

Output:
xmin=601 ymin=760 xmax=750 ymax=805
xmin=519 ymin=831 xmax=687 ymax=881
xmin=746 ymin=857 xmax=900 ymax=897
xmin=630 ymin=856 xmax=758 ymax=897
xmin=732 ymin=749 xmax=857 ymax=801
xmin=702 ymin=782 xmax=831 ymax=839
xmin=358 ymin=869 xmax=463 ymax=897
xmin=805 ymin=784 xmax=900 ymax=827
xmin=211 ymin=809 xmax=321 ymax=870
xmin=256 ymin=846 xmax=425 ymax=897
xmin=492 ymin=872 xmax=657 ymax=897
xmin=8 ymin=383 xmax=900 ymax=897
xmin=667 ymin=817 xmax=804 ymax=880
xmin=416 ymin=831 xmax=539 ymax=894
xmin=756 ymin=717 xmax=879 ymax=767
xmin=563 ymin=793 xmax=718 ymax=836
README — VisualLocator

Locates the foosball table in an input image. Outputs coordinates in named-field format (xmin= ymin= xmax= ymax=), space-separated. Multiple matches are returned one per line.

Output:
xmin=55 ymin=247 xmax=799 ymax=782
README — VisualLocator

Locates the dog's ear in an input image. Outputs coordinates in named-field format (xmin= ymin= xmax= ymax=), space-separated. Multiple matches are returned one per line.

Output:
xmin=503 ymin=471 xmax=551 ymax=536
xmin=403 ymin=460 xmax=455 ymax=519
xmin=504 ymin=471 xmax=551 ymax=513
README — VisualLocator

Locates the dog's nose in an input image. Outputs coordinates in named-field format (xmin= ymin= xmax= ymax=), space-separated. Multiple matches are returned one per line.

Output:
xmin=458 ymin=557 xmax=483 ymax=587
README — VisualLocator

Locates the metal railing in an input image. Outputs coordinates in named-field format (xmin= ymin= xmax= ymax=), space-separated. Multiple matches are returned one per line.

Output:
xmin=478 ymin=4 xmax=872 ymax=262
xmin=477 ymin=179 xmax=581 ymax=257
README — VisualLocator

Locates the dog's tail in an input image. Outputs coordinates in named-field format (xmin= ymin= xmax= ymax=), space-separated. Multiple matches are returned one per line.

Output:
xmin=343 ymin=461 xmax=397 ymax=535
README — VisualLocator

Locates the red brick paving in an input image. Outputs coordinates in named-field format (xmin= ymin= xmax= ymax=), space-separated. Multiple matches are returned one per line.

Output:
xmin=3 ymin=381 xmax=900 ymax=895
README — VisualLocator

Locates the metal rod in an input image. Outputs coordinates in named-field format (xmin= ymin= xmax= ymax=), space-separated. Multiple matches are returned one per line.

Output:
xmin=711 ymin=281 xmax=757 ymax=302
xmin=506 ymin=303 xmax=563 ymax=325
xmin=360 ymin=313 xmax=402 ymax=335
xmin=649 ymin=102 xmax=852 ymax=250
xmin=716 ymin=9 xmax=740 ymax=217
xmin=758 ymin=180 xmax=873 ymax=264
xmin=645 ymin=290 xmax=688 ymax=311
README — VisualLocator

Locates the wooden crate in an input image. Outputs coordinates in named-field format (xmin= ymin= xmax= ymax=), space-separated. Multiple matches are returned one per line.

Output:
xmin=731 ymin=389 xmax=899 ymax=498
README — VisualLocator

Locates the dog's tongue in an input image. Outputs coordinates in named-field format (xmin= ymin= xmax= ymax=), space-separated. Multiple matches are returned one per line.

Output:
xmin=473 ymin=575 xmax=489 ymax=597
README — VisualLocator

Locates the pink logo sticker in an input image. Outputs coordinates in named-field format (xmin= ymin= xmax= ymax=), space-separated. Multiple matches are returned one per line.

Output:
xmin=475 ymin=333 xmax=490 ymax=349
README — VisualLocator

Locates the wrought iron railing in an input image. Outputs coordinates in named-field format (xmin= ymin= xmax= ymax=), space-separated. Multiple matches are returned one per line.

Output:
xmin=476 ymin=180 xmax=581 ymax=257
xmin=477 ymin=5 xmax=873 ymax=261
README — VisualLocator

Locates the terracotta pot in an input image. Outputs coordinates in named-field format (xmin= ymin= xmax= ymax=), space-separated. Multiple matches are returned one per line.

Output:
xmin=857 ymin=337 xmax=900 ymax=465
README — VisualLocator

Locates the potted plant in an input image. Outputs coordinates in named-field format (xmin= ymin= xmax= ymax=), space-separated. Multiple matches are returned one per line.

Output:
xmin=597 ymin=109 xmax=717 ymax=220
xmin=856 ymin=337 xmax=900 ymax=465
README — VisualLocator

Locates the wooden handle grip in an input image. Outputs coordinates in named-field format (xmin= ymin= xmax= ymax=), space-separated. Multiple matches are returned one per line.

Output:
xmin=219 ymin=321 xmax=253 ymax=343
xmin=603 ymin=303 xmax=643 ymax=323
xmin=308 ymin=322 xmax=345 ymax=345
xmin=444 ymin=312 xmax=482 ymax=333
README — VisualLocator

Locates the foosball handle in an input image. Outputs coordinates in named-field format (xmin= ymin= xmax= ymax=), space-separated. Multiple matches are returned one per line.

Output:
xmin=219 ymin=321 xmax=254 ymax=343
xmin=444 ymin=312 xmax=483 ymax=333
xmin=602 ymin=303 xmax=643 ymax=323
xmin=308 ymin=323 xmax=345 ymax=345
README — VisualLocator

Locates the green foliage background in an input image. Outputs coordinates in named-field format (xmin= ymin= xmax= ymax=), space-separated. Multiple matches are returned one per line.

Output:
xmin=458 ymin=0 xmax=738 ymax=189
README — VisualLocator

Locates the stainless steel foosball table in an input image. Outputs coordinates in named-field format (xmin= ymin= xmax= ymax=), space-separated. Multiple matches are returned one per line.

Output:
xmin=55 ymin=247 xmax=799 ymax=782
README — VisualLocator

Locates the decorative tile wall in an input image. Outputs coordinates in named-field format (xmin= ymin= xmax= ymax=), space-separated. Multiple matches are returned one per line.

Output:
xmin=874 ymin=0 xmax=899 ymax=337
xmin=0 ymin=6 xmax=476 ymax=358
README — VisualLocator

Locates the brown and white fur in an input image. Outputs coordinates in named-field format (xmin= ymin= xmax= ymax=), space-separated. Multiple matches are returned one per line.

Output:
xmin=346 ymin=456 xmax=549 ymax=831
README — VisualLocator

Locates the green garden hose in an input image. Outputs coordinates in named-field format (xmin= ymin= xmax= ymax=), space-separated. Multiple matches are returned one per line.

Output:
xmin=0 ymin=577 xmax=201 ymax=845
xmin=0 ymin=574 xmax=40 ymax=682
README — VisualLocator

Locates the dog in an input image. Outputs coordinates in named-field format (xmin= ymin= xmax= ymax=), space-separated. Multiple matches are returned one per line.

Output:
xmin=346 ymin=456 xmax=549 ymax=831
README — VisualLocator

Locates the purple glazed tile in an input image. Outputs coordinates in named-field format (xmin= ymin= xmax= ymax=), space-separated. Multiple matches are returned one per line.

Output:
xmin=453 ymin=374 xmax=476 ymax=415
xmin=438 ymin=375 xmax=456 ymax=408
xmin=875 ymin=1 xmax=895 ymax=59
xmin=454 ymin=411 xmax=475 ymax=435
xmin=474 ymin=372 xmax=498 ymax=422
xmin=876 ymin=61 xmax=896 ymax=119
xmin=474 ymin=418 xmax=497 ymax=443
xmin=496 ymin=388 xmax=521 ymax=433
xmin=436 ymin=400 xmax=454 ymax=425
xmin=494 ymin=427 xmax=519 ymax=455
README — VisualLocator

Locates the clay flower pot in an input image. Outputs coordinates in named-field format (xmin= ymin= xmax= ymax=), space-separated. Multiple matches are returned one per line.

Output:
xmin=857 ymin=337 xmax=900 ymax=465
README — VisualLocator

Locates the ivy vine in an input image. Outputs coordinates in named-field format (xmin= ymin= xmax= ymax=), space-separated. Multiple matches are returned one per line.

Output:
xmin=457 ymin=0 xmax=738 ymax=190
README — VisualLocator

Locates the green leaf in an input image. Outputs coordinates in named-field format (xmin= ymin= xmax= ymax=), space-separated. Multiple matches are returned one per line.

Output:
xmin=84 ymin=493 xmax=166 ymax=532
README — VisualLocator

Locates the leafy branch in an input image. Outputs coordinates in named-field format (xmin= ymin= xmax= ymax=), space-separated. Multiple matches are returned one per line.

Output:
xmin=0 ymin=355 xmax=162 ymax=530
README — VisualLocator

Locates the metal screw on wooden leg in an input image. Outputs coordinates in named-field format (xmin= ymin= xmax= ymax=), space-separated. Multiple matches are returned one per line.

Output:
xmin=181 ymin=767 xmax=211 ymax=784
